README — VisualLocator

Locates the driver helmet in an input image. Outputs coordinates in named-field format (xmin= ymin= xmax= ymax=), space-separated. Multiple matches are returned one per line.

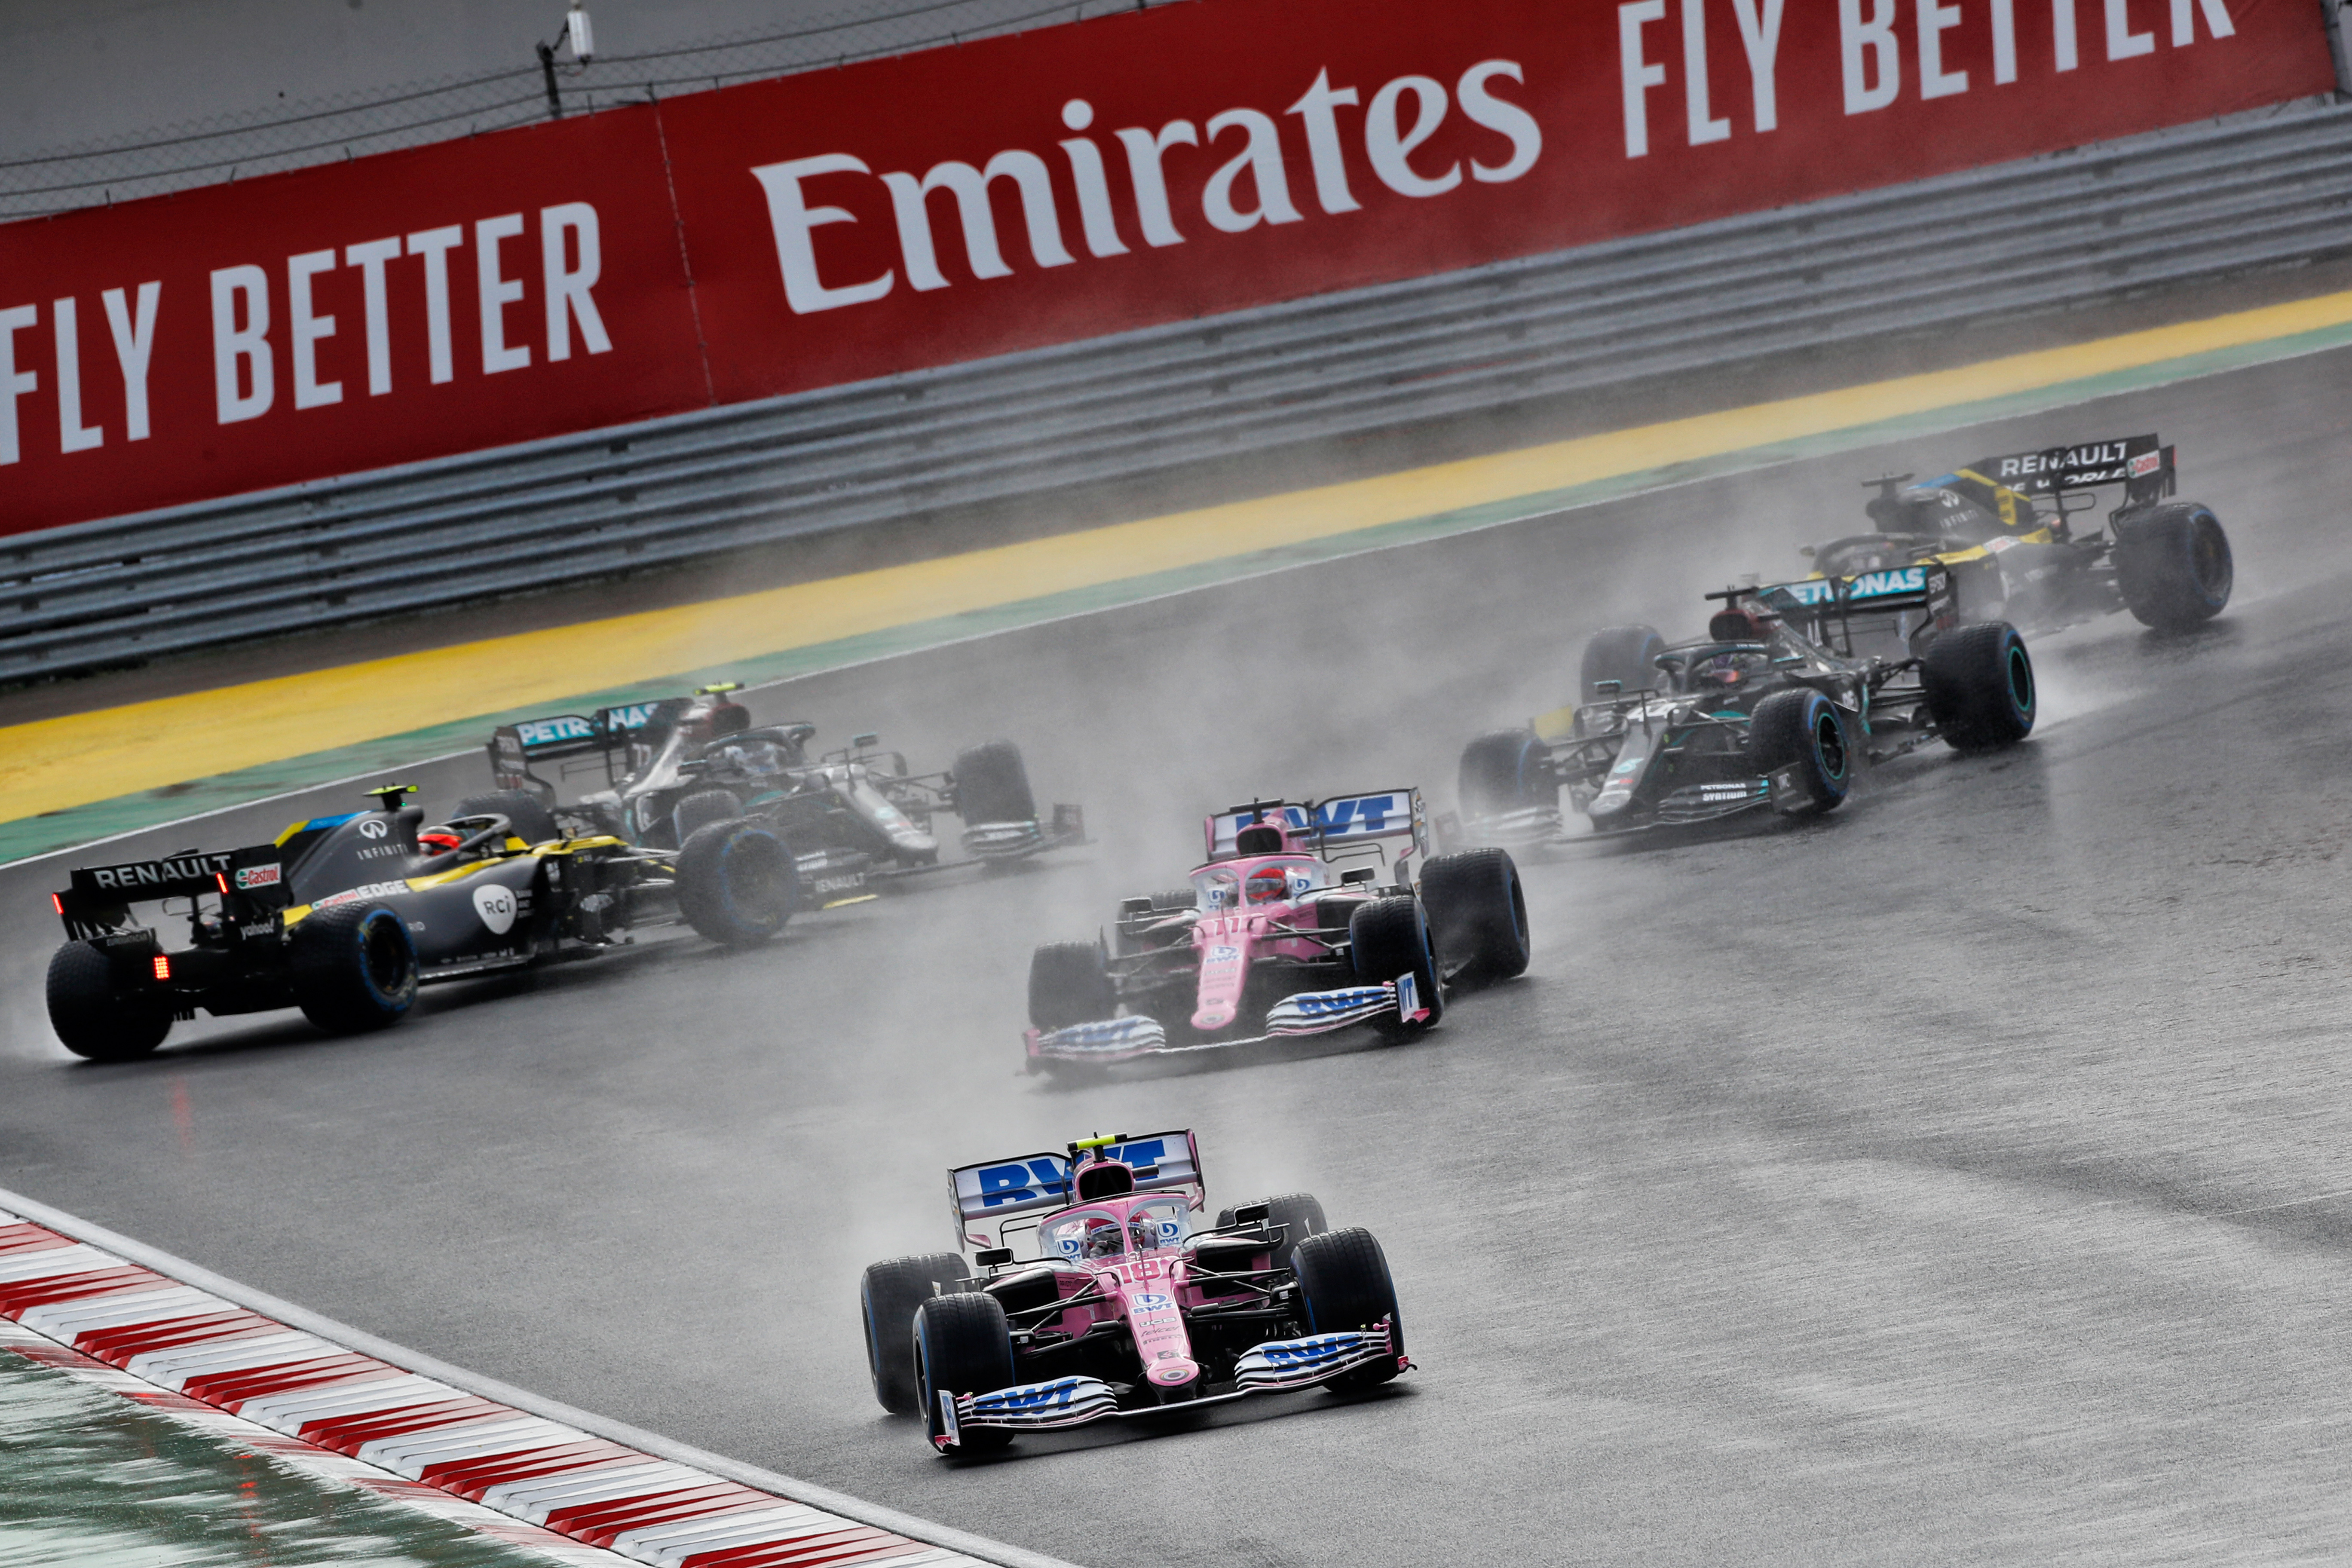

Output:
xmin=416 ymin=829 xmax=463 ymax=854
xmin=1128 ymin=1212 xmax=1166 ymax=1253
xmin=1082 ymin=1217 xmax=1125 ymax=1259
xmin=1244 ymin=865 xmax=1289 ymax=904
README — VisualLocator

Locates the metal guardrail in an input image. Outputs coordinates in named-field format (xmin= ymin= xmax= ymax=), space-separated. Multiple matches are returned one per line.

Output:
xmin=6 ymin=97 xmax=2350 ymax=683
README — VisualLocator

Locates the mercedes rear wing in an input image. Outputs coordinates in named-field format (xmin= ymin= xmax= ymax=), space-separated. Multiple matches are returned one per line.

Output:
xmin=1746 ymin=562 xmax=1957 ymax=654
xmin=53 ymin=845 xmax=291 ymax=940
xmin=950 ymin=1130 xmax=1203 ymax=1251
xmin=486 ymin=700 xmax=670 ymax=794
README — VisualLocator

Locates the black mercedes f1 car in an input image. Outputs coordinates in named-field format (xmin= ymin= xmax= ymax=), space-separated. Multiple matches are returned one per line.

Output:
xmin=1457 ymin=572 xmax=2036 ymax=842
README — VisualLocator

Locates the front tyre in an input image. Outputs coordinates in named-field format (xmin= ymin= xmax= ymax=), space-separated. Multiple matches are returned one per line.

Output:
xmin=1292 ymin=1227 xmax=1404 ymax=1391
xmin=453 ymin=790 xmax=560 ymax=847
xmin=861 ymin=1252 xmax=971 ymax=1414
xmin=2114 ymin=502 xmax=2232 ymax=632
xmin=913 ymin=1291 xmax=1016 ymax=1453
xmin=46 ymin=942 xmax=170 ymax=1061
xmin=1749 ymin=687 xmax=1853 ymax=815
xmin=1349 ymin=897 xmax=1443 ymax=1036
xmin=1417 ymin=848 xmax=1531 ymax=984
xmin=1027 ymin=940 xmax=1114 ymax=1029
xmin=952 ymin=741 xmax=1037 ymax=827
xmin=1456 ymin=729 xmax=1552 ymax=825
xmin=676 ymin=820 xmax=798 ymax=947
xmin=1921 ymin=621 xmax=2036 ymax=753
xmin=1582 ymin=624 xmax=1666 ymax=702
xmin=670 ymin=788 xmax=743 ymax=847
xmin=289 ymin=904 xmax=419 ymax=1034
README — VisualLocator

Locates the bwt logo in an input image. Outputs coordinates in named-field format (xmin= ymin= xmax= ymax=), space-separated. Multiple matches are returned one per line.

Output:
xmin=979 ymin=1380 xmax=1083 ymax=1412
xmin=1317 ymin=796 xmax=1401 ymax=834
xmin=751 ymin=63 xmax=1541 ymax=317
xmin=974 ymin=1138 xmax=1170 ymax=1207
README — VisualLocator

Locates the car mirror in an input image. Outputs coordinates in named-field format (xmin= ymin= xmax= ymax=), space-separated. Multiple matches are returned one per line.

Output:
xmin=1339 ymin=867 xmax=1375 ymax=886
xmin=1772 ymin=655 xmax=1802 ymax=667
xmin=975 ymin=1247 xmax=1013 ymax=1268
xmin=1594 ymin=678 xmax=1623 ymax=696
xmin=1231 ymin=1202 xmax=1270 ymax=1226
xmin=1120 ymin=896 xmax=1153 ymax=916
xmin=852 ymin=732 xmax=880 ymax=749
xmin=1130 ymin=1167 xmax=1159 ymax=1181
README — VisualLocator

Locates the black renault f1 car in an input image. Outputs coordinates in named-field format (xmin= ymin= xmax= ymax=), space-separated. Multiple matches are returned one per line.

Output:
xmin=858 ymin=1130 xmax=1406 ymax=1454
xmin=1457 ymin=573 xmax=2036 ymax=843
xmin=42 ymin=785 xmax=795 ymax=1061
xmin=1796 ymin=433 xmax=2231 ymax=640
xmin=485 ymin=685 xmax=1082 ymax=906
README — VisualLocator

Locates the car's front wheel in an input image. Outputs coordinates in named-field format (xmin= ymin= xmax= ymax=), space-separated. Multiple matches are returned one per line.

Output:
xmin=1349 ymin=897 xmax=1443 ymax=1037
xmin=913 ymin=1291 xmax=1016 ymax=1452
xmin=1292 ymin=1227 xmax=1404 ymax=1392
xmin=1749 ymin=687 xmax=1853 ymax=814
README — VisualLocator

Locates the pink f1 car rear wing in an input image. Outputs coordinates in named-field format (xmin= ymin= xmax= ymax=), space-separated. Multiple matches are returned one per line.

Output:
xmin=949 ymin=1130 xmax=1203 ymax=1251
xmin=1202 ymin=790 xmax=1430 ymax=867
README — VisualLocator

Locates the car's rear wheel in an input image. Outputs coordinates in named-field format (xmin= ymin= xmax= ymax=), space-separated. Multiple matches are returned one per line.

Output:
xmin=1922 ymin=621 xmax=2036 ymax=752
xmin=454 ymin=790 xmax=559 ymax=847
xmin=1417 ymin=848 xmax=1531 ymax=984
xmin=2115 ymin=502 xmax=2232 ymax=632
xmin=670 ymin=788 xmax=742 ymax=846
xmin=1027 ymin=940 xmax=1114 ymax=1030
xmin=1292 ymin=1227 xmax=1404 ymax=1391
xmin=1349 ymin=897 xmax=1443 ymax=1037
xmin=290 ymin=904 xmax=419 ymax=1034
xmin=914 ymin=1291 xmax=1016 ymax=1452
xmin=1215 ymin=1192 xmax=1328 ymax=1272
xmin=46 ymin=942 xmax=170 ymax=1062
xmin=1749 ymin=687 xmax=1852 ymax=815
xmin=952 ymin=741 xmax=1037 ymax=826
xmin=1581 ymin=624 xmax=1666 ymax=702
xmin=861 ymin=1252 xmax=971 ymax=1415
xmin=676 ymin=820 xmax=798 ymax=947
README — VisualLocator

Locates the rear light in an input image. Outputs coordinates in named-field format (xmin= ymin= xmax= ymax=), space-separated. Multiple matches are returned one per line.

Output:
xmin=151 ymin=955 xmax=171 ymax=982
xmin=215 ymin=873 xmax=230 ymax=894
xmin=50 ymin=894 xmax=62 ymax=915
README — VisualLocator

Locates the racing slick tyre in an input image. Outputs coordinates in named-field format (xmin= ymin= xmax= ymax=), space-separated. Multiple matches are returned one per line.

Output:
xmin=861 ymin=1252 xmax=973 ymax=1415
xmin=1457 ymin=728 xmax=1552 ymax=823
xmin=2114 ymin=502 xmax=2233 ymax=632
xmin=1215 ymin=1193 xmax=1328 ymax=1272
xmin=1418 ymin=848 xmax=1531 ymax=985
xmin=1027 ymin=940 xmax=1115 ymax=1030
xmin=46 ymin=942 xmax=171 ymax=1062
xmin=1349 ymin=897 xmax=1444 ymax=1037
xmin=1292 ymin=1227 xmax=1404 ymax=1392
xmin=952 ymin=741 xmax=1037 ymax=826
xmin=1582 ymin=624 xmax=1666 ymax=702
xmin=676 ymin=820 xmax=798 ymax=947
xmin=670 ymin=789 xmax=742 ymax=846
xmin=1921 ymin=621 xmax=2036 ymax=753
xmin=288 ymin=903 xmax=419 ymax=1035
xmin=914 ymin=1291 xmax=1016 ymax=1452
xmin=454 ymin=790 xmax=560 ymax=847
xmin=1749 ymin=687 xmax=1853 ymax=816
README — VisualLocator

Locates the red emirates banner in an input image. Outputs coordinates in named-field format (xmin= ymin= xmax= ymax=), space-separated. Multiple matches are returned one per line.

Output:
xmin=0 ymin=0 xmax=2329 ymax=535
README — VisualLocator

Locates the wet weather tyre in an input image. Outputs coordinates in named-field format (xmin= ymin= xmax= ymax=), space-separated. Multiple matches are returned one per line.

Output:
xmin=454 ymin=790 xmax=559 ymax=847
xmin=861 ymin=1252 xmax=971 ymax=1415
xmin=676 ymin=820 xmax=798 ymax=947
xmin=952 ymin=741 xmax=1036 ymax=826
xmin=1921 ymin=621 xmax=2036 ymax=753
xmin=1149 ymin=888 xmax=1196 ymax=911
xmin=1028 ymin=941 xmax=1113 ymax=1030
xmin=288 ymin=903 xmax=418 ymax=1035
xmin=1749 ymin=687 xmax=1853 ymax=815
xmin=1418 ymin=848 xmax=1531 ymax=984
xmin=1292 ymin=1228 xmax=1404 ymax=1391
xmin=1350 ymin=897 xmax=1444 ymax=1036
xmin=670 ymin=789 xmax=742 ymax=846
xmin=1457 ymin=729 xmax=1551 ymax=823
xmin=2114 ymin=503 xmax=2232 ymax=632
xmin=46 ymin=942 xmax=170 ymax=1061
xmin=1582 ymin=624 xmax=1666 ymax=702
xmin=914 ymin=1291 xmax=1016 ymax=1452
xmin=1215 ymin=1193 xmax=1327 ymax=1272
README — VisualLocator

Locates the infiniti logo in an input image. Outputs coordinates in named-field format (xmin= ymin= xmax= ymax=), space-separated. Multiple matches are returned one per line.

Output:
xmin=358 ymin=819 xmax=390 ymax=839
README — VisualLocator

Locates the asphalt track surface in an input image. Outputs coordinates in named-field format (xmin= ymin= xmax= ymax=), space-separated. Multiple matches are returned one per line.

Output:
xmin=3 ymin=335 xmax=2350 ymax=1565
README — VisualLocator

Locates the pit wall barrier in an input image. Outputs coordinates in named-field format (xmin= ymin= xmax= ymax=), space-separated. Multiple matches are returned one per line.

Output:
xmin=0 ymin=0 xmax=2331 ymax=537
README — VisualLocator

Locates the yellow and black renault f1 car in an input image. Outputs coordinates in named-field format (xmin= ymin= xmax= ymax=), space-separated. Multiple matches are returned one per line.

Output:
xmin=482 ymin=684 xmax=1082 ymax=906
xmin=42 ymin=786 xmax=794 ymax=1061
xmin=1790 ymin=433 xmax=2231 ymax=640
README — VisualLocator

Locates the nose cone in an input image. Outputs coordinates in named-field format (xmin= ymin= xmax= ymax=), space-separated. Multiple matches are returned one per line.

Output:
xmin=1191 ymin=1002 xmax=1234 ymax=1031
xmin=1147 ymin=1355 xmax=1200 ymax=1387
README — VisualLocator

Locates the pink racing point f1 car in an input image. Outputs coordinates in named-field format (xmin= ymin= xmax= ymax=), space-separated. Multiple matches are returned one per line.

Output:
xmin=857 ymin=1131 xmax=1407 ymax=1454
xmin=1023 ymin=790 xmax=1530 ymax=1071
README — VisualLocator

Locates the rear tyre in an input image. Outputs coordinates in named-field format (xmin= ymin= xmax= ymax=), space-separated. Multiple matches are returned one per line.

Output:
xmin=1921 ymin=621 xmax=2036 ymax=753
xmin=676 ymin=820 xmax=798 ymax=947
xmin=861 ymin=1252 xmax=971 ymax=1415
xmin=46 ymin=942 xmax=170 ymax=1062
xmin=1417 ymin=848 xmax=1531 ymax=984
xmin=1028 ymin=940 xmax=1114 ymax=1029
xmin=2114 ymin=502 xmax=2232 ymax=632
xmin=952 ymin=741 xmax=1037 ymax=826
xmin=670 ymin=788 xmax=742 ymax=846
xmin=914 ymin=1291 xmax=1016 ymax=1452
xmin=289 ymin=903 xmax=419 ymax=1034
xmin=1214 ymin=1192 xmax=1328 ymax=1272
xmin=1749 ymin=687 xmax=1852 ymax=815
xmin=454 ymin=790 xmax=559 ymax=847
xmin=1349 ymin=897 xmax=1443 ymax=1036
xmin=1292 ymin=1228 xmax=1404 ymax=1392
xmin=1456 ymin=729 xmax=1551 ymax=823
xmin=1581 ymin=624 xmax=1666 ymax=702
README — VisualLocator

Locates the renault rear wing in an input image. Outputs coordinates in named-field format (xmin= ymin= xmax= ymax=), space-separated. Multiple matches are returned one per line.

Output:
xmin=950 ymin=1130 xmax=1203 ymax=1250
xmin=53 ymin=845 xmax=291 ymax=940
xmin=1963 ymin=433 xmax=2174 ymax=507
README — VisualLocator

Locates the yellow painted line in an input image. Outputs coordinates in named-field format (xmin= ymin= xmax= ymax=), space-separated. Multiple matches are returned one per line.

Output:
xmin=5 ymin=285 xmax=2351 ymax=825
